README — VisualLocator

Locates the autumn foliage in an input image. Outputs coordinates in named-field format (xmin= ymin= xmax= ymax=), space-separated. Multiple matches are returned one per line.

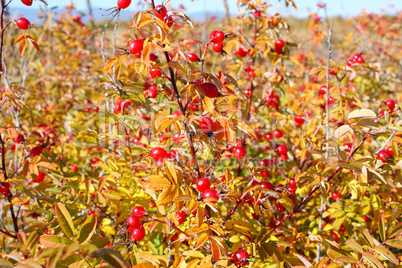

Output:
xmin=0 ymin=0 xmax=401 ymax=267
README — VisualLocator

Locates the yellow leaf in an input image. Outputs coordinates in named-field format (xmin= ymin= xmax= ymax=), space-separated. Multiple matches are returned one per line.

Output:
xmin=156 ymin=185 xmax=176 ymax=206
xmin=140 ymin=176 xmax=171 ymax=191
xmin=104 ymin=58 xmax=120 ymax=75
xmin=194 ymin=232 xmax=208 ymax=249
xmin=155 ymin=117 xmax=174 ymax=134
xmin=137 ymin=12 xmax=154 ymax=28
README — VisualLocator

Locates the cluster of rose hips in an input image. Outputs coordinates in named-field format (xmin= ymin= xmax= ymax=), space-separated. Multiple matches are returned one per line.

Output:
xmin=224 ymin=139 xmax=248 ymax=161
xmin=264 ymin=88 xmax=281 ymax=109
xmin=380 ymin=99 xmax=397 ymax=116
xmin=209 ymin=31 xmax=226 ymax=53
xmin=154 ymin=4 xmax=174 ymax=27
xmin=149 ymin=147 xmax=177 ymax=165
xmin=114 ymin=97 xmax=131 ymax=114
xmin=347 ymin=53 xmax=365 ymax=67
xmin=83 ymin=100 xmax=99 ymax=113
xmin=294 ymin=115 xmax=305 ymax=127
xmin=126 ymin=206 xmax=146 ymax=241
xmin=196 ymin=178 xmax=219 ymax=203
xmin=244 ymin=65 xmax=256 ymax=80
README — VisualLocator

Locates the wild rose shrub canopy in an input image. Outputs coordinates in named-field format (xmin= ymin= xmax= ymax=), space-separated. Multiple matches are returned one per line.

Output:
xmin=0 ymin=0 xmax=401 ymax=267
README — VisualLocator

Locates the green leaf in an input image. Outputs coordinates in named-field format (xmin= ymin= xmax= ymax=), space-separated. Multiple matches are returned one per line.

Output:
xmin=334 ymin=256 xmax=359 ymax=263
xmin=362 ymin=229 xmax=374 ymax=248
xmin=55 ymin=203 xmax=76 ymax=238
xmin=56 ymin=254 xmax=85 ymax=268
xmin=77 ymin=215 xmax=97 ymax=244
xmin=90 ymin=237 xmax=110 ymax=249
xmin=378 ymin=214 xmax=386 ymax=241
xmin=92 ymin=249 xmax=127 ymax=268
xmin=388 ymin=222 xmax=402 ymax=239
xmin=39 ymin=235 xmax=74 ymax=248
xmin=0 ymin=260 xmax=15 ymax=268
xmin=385 ymin=239 xmax=402 ymax=249
xmin=345 ymin=240 xmax=364 ymax=254
xmin=363 ymin=253 xmax=384 ymax=268
xmin=373 ymin=246 xmax=399 ymax=265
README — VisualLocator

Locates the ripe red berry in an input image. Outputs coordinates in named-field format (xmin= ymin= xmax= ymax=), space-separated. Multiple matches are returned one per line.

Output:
xmin=273 ymin=129 xmax=283 ymax=138
xmin=70 ymin=164 xmax=78 ymax=173
xmin=117 ymin=0 xmax=131 ymax=9
xmin=331 ymin=232 xmax=339 ymax=243
xmin=213 ymin=31 xmax=225 ymax=42
xmin=328 ymin=96 xmax=335 ymax=105
xmin=344 ymin=143 xmax=352 ymax=153
xmin=294 ymin=115 xmax=305 ymax=126
xmin=93 ymin=106 xmax=99 ymax=112
xmin=260 ymin=170 xmax=270 ymax=178
xmin=150 ymin=147 xmax=168 ymax=162
xmin=149 ymin=84 xmax=158 ymax=98
xmin=168 ymin=149 xmax=177 ymax=159
xmin=154 ymin=5 xmax=167 ymax=20
xmin=260 ymin=181 xmax=274 ymax=190
xmin=264 ymin=133 xmax=273 ymax=141
xmin=36 ymin=172 xmax=45 ymax=183
xmin=14 ymin=134 xmax=24 ymax=144
xmin=236 ymin=48 xmax=248 ymax=57
xmin=132 ymin=206 xmax=146 ymax=219
xmin=233 ymin=147 xmax=247 ymax=160
xmin=202 ymin=189 xmax=219 ymax=203
xmin=233 ymin=249 xmax=249 ymax=266
xmin=244 ymin=88 xmax=251 ymax=97
xmin=253 ymin=10 xmax=261 ymax=19
xmin=126 ymin=216 xmax=141 ymax=228
xmin=385 ymin=100 xmax=396 ymax=112
xmin=386 ymin=146 xmax=394 ymax=156
xmin=187 ymin=53 xmax=199 ymax=62
xmin=131 ymin=226 xmax=146 ymax=241
xmin=377 ymin=150 xmax=390 ymax=163
xmin=164 ymin=16 xmax=173 ymax=27
xmin=175 ymin=211 xmax=186 ymax=224
xmin=16 ymin=18 xmax=30 ymax=30
xmin=128 ymin=39 xmax=144 ymax=55
xmin=248 ymin=70 xmax=255 ymax=79
xmin=0 ymin=182 xmax=10 ymax=194
xmin=331 ymin=190 xmax=341 ymax=201
xmin=209 ymin=31 xmax=217 ymax=41
xmin=199 ymin=82 xmax=219 ymax=98
xmin=275 ymin=39 xmax=286 ymax=49
xmin=21 ymin=0 xmax=33 ymax=6
xmin=277 ymin=145 xmax=288 ymax=156
xmin=196 ymin=178 xmax=211 ymax=193
xmin=91 ymin=157 xmax=100 ymax=165
xmin=289 ymin=178 xmax=296 ymax=187
xmin=288 ymin=186 xmax=296 ymax=194
xmin=319 ymin=86 xmax=327 ymax=95
xmin=355 ymin=55 xmax=365 ymax=64
xmin=199 ymin=117 xmax=214 ymax=134
xmin=212 ymin=42 xmax=223 ymax=53
xmin=149 ymin=67 xmax=162 ymax=78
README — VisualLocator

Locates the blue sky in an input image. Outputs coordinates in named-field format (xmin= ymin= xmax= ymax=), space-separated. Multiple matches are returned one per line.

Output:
xmin=10 ymin=0 xmax=401 ymax=18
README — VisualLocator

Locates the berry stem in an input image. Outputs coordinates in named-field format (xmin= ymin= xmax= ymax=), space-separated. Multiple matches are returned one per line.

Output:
xmin=163 ymin=50 xmax=202 ymax=178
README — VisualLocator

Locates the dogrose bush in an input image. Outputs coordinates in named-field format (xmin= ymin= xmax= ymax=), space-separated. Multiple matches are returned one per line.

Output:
xmin=0 ymin=0 xmax=401 ymax=267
